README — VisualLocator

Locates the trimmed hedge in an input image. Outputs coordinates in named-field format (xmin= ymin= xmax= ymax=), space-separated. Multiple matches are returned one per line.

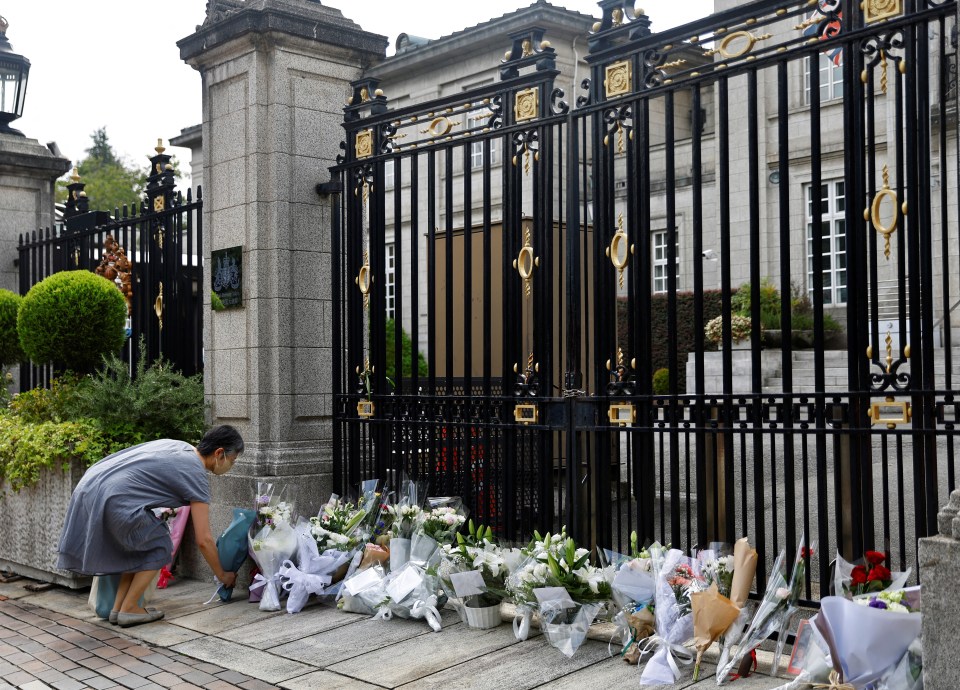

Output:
xmin=18 ymin=271 xmax=127 ymax=373
xmin=0 ymin=290 xmax=23 ymax=367
xmin=617 ymin=290 xmax=730 ymax=394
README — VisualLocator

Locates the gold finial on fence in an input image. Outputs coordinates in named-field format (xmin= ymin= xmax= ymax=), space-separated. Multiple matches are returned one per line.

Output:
xmin=155 ymin=138 xmax=166 ymax=155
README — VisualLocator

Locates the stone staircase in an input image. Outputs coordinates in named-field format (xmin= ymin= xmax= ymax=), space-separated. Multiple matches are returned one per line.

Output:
xmin=687 ymin=346 xmax=960 ymax=394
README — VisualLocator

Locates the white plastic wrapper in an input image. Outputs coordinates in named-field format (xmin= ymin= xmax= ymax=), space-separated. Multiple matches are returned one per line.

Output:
xmin=248 ymin=520 xmax=297 ymax=612
xmin=534 ymin=589 xmax=603 ymax=658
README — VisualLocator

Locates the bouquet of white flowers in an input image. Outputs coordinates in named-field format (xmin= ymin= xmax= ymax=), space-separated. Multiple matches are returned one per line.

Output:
xmin=248 ymin=482 xmax=297 ymax=612
xmin=506 ymin=530 xmax=613 ymax=657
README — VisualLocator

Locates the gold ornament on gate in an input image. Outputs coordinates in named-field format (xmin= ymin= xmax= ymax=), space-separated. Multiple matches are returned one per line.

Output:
xmin=514 ymin=226 xmax=539 ymax=298
xmin=870 ymin=165 xmax=899 ymax=260
xmin=863 ymin=0 xmax=903 ymax=24
xmin=606 ymin=213 xmax=633 ymax=288
xmin=356 ymin=251 xmax=373 ymax=309
xmin=604 ymin=61 xmax=632 ymax=98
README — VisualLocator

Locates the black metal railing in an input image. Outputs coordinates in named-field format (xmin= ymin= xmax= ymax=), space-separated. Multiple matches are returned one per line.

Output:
xmin=18 ymin=160 xmax=203 ymax=389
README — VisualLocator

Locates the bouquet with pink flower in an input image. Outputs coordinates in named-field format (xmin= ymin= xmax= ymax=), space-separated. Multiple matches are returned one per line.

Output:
xmin=638 ymin=549 xmax=702 ymax=685
xmin=410 ymin=497 xmax=468 ymax=568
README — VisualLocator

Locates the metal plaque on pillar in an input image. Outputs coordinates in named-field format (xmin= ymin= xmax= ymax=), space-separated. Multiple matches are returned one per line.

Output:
xmin=212 ymin=246 xmax=242 ymax=308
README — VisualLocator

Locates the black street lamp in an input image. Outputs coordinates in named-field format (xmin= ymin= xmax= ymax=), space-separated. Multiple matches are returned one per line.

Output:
xmin=0 ymin=16 xmax=30 ymax=137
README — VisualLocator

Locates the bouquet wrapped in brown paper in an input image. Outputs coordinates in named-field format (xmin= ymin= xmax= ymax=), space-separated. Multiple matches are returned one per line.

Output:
xmin=690 ymin=584 xmax=740 ymax=680
xmin=622 ymin=606 xmax=656 ymax=664
xmin=714 ymin=537 xmax=760 ymax=675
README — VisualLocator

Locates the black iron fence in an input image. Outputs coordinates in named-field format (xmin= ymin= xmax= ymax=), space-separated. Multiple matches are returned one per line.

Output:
xmin=333 ymin=0 xmax=958 ymax=604
xmin=17 ymin=147 xmax=203 ymax=389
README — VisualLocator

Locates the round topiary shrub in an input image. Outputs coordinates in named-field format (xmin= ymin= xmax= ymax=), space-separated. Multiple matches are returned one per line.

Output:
xmin=0 ymin=289 xmax=24 ymax=366
xmin=653 ymin=367 xmax=671 ymax=395
xmin=18 ymin=271 xmax=127 ymax=373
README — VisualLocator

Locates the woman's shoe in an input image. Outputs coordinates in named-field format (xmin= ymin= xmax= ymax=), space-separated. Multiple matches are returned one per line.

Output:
xmin=108 ymin=610 xmax=119 ymax=625
xmin=117 ymin=608 xmax=164 ymax=628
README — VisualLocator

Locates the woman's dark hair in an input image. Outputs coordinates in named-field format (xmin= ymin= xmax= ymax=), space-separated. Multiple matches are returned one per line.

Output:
xmin=196 ymin=425 xmax=245 ymax=457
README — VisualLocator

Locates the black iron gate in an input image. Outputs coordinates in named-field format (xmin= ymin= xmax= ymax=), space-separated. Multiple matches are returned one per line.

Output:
xmin=333 ymin=0 xmax=959 ymax=601
xmin=18 ymin=144 xmax=203 ymax=387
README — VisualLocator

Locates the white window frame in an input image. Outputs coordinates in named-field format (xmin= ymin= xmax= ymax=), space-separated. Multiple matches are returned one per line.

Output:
xmin=653 ymin=229 xmax=680 ymax=294
xmin=804 ymin=53 xmax=843 ymax=104
xmin=468 ymin=113 xmax=500 ymax=169
xmin=384 ymin=159 xmax=395 ymax=189
xmin=385 ymin=242 xmax=396 ymax=320
xmin=806 ymin=180 xmax=847 ymax=306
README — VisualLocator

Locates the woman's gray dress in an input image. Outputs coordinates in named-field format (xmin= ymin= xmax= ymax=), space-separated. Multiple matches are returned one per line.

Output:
xmin=57 ymin=439 xmax=211 ymax=575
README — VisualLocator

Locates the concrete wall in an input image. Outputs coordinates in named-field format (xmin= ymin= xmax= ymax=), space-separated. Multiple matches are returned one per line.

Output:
xmin=178 ymin=0 xmax=386 ymax=579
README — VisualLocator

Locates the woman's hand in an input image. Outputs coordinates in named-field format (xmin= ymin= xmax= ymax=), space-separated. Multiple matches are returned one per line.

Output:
xmin=220 ymin=571 xmax=237 ymax=588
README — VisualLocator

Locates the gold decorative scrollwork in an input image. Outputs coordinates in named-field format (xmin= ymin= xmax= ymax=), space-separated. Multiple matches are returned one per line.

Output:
xmin=704 ymin=31 xmax=771 ymax=60
xmin=355 ymin=129 xmax=373 ymax=159
xmin=420 ymin=116 xmax=459 ymax=138
xmin=513 ymin=226 xmax=539 ymax=298
xmin=355 ymin=251 xmax=372 ymax=309
xmin=604 ymin=61 xmax=632 ymax=98
xmin=864 ymin=0 xmax=903 ymax=24
xmin=154 ymin=282 xmax=164 ymax=331
xmin=153 ymin=196 xmax=165 ymax=212
xmin=871 ymin=165 xmax=899 ymax=260
xmin=605 ymin=213 xmax=633 ymax=288
xmin=515 ymin=88 xmax=539 ymax=122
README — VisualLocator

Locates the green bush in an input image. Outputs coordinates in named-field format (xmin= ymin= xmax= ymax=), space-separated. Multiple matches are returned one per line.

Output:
xmin=7 ymin=375 xmax=84 ymax=423
xmin=384 ymin=318 xmax=428 ymax=386
xmin=617 ymin=290 xmax=727 ymax=394
xmin=0 ymin=416 xmax=109 ymax=491
xmin=63 ymin=344 xmax=206 ymax=446
xmin=733 ymin=279 xmax=842 ymax=333
xmin=211 ymin=290 xmax=225 ymax=311
xmin=0 ymin=290 xmax=24 ymax=366
xmin=18 ymin=271 xmax=127 ymax=373
xmin=652 ymin=368 xmax=671 ymax=395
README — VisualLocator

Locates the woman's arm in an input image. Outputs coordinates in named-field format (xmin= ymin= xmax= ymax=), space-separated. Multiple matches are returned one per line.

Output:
xmin=190 ymin=501 xmax=236 ymax=588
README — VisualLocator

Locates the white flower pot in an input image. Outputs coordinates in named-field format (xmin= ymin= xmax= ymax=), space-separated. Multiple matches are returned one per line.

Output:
xmin=463 ymin=601 xmax=502 ymax=629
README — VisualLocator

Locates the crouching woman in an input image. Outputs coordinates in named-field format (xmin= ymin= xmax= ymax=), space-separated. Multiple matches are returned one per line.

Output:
xmin=57 ymin=425 xmax=244 ymax=627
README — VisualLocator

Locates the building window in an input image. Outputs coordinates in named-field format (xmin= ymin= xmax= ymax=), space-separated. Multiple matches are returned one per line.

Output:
xmin=468 ymin=113 xmax=500 ymax=168
xmin=653 ymin=230 xmax=679 ymax=294
xmin=384 ymin=159 xmax=395 ymax=189
xmin=804 ymin=53 xmax=843 ymax=104
xmin=806 ymin=181 xmax=847 ymax=305
xmin=385 ymin=242 xmax=396 ymax=320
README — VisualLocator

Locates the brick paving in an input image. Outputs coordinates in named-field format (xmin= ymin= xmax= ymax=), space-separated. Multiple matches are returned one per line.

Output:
xmin=0 ymin=599 xmax=274 ymax=690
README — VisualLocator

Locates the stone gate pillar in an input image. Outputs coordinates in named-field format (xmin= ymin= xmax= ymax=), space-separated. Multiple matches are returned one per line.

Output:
xmin=178 ymin=0 xmax=386 ymax=578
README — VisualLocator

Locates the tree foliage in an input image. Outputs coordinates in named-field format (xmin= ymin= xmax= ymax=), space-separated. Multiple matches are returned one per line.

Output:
xmin=55 ymin=128 xmax=181 ymax=215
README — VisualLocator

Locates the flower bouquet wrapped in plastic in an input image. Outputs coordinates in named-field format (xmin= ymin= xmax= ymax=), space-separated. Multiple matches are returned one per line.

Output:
xmin=771 ymin=588 xmax=922 ymax=690
xmin=833 ymin=550 xmax=911 ymax=600
xmin=411 ymin=497 xmax=467 ymax=568
xmin=506 ymin=530 xmax=613 ymax=657
xmin=339 ymin=563 xmax=389 ymax=615
xmin=248 ymin=482 xmax=297 ymax=611
xmin=207 ymin=507 xmax=256 ymax=603
xmin=602 ymin=532 xmax=663 ymax=664
xmin=156 ymin=506 xmax=191 ymax=589
xmin=440 ymin=521 xmax=507 ymax=629
xmin=691 ymin=537 xmax=757 ymax=680
xmin=717 ymin=535 xmax=814 ymax=684
xmin=638 ymin=548 xmax=702 ymax=685
xmin=379 ymin=561 xmax=444 ymax=632
xmin=384 ymin=478 xmax=426 ymax=570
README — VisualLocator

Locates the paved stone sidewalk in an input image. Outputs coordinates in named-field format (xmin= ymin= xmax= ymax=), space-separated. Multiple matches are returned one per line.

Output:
xmin=0 ymin=577 xmax=786 ymax=689
xmin=0 ymin=596 xmax=273 ymax=690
